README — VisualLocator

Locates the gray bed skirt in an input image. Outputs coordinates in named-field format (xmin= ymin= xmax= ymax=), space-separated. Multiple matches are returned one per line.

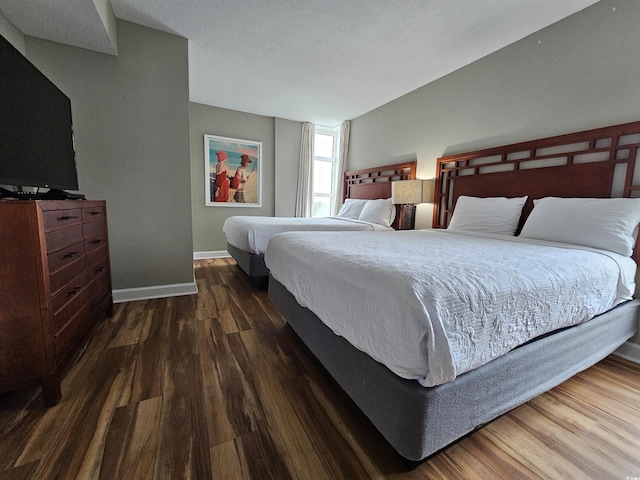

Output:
xmin=268 ymin=276 xmax=639 ymax=461
xmin=227 ymin=242 xmax=269 ymax=289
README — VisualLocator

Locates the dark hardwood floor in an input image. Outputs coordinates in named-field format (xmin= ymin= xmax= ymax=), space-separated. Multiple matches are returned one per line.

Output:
xmin=1 ymin=257 xmax=639 ymax=479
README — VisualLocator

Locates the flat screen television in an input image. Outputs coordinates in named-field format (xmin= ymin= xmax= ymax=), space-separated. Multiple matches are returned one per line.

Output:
xmin=0 ymin=33 xmax=81 ymax=199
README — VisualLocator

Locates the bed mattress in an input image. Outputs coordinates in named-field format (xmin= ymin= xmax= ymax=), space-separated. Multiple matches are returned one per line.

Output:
xmin=265 ymin=229 xmax=636 ymax=387
xmin=223 ymin=216 xmax=390 ymax=254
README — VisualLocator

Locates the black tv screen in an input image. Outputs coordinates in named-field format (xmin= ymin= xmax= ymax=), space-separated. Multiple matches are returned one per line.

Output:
xmin=0 ymin=34 xmax=78 ymax=191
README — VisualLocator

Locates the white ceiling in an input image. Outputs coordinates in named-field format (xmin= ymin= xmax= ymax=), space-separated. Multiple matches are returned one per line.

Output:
xmin=0 ymin=0 xmax=599 ymax=126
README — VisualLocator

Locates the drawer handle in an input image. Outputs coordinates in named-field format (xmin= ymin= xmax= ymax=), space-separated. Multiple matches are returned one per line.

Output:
xmin=95 ymin=266 xmax=105 ymax=273
xmin=89 ymin=211 xmax=100 ymax=216
xmin=92 ymin=239 xmax=103 ymax=245
xmin=67 ymin=286 xmax=82 ymax=297
xmin=58 ymin=215 xmax=79 ymax=221
xmin=62 ymin=251 xmax=80 ymax=259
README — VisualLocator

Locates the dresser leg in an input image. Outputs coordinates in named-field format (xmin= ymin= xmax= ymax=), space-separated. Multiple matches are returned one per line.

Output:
xmin=41 ymin=374 xmax=61 ymax=406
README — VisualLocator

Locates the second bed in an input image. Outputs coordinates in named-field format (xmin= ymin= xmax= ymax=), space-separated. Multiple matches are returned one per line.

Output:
xmin=223 ymin=161 xmax=416 ymax=287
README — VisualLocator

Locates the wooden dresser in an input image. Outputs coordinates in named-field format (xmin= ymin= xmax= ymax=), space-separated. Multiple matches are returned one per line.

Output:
xmin=0 ymin=199 xmax=113 ymax=405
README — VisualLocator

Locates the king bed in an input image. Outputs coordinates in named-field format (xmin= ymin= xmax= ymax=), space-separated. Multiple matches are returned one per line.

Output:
xmin=265 ymin=121 xmax=640 ymax=462
xmin=224 ymin=161 xmax=416 ymax=287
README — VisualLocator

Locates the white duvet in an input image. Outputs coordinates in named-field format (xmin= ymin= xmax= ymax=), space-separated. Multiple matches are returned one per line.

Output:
xmin=265 ymin=229 xmax=636 ymax=387
xmin=223 ymin=215 xmax=391 ymax=254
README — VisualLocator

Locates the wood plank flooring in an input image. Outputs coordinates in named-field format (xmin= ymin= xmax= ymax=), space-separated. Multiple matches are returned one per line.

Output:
xmin=1 ymin=257 xmax=639 ymax=479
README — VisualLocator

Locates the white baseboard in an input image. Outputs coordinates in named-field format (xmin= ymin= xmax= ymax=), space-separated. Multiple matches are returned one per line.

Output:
xmin=112 ymin=253 xmax=231 ymax=303
xmin=193 ymin=250 xmax=231 ymax=260
xmin=113 ymin=281 xmax=198 ymax=303
xmin=613 ymin=340 xmax=640 ymax=364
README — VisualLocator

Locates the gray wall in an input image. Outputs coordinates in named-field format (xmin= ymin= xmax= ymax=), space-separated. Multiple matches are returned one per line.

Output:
xmin=26 ymin=20 xmax=194 ymax=289
xmin=349 ymin=0 xmax=640 ymax=230
xmin=348 ymin=0 xmax=640 ymax=346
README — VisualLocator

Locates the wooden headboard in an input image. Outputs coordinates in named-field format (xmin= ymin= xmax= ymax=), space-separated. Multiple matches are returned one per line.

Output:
xmin=433 ymin=121 xmax=640 ymax=232
xmin=344 ymin=161 xmax=416 ymax=200
xmin=343 ymin=161 xmax=416 ymax=229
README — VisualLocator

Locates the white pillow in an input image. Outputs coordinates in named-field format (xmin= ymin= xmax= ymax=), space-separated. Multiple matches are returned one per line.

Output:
xmin=336 ymin=198 xmax=369 ymax=219
xmin=447 ymin=196 xmax=528 ymax=235
xmin=358 ymin=198 xmax=396 ymax=227
xmin=519 ymin=197 xmax=640 ymax=256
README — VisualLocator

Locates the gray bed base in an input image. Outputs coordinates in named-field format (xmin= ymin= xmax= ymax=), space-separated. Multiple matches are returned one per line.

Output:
xmin=268 ymin=276 xmax=639 ymax=462
xmin=227 ymin=242 xmax=269 ymax=289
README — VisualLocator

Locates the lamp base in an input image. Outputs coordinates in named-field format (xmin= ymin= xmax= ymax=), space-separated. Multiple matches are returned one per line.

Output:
xmin=399 ymin=204 xmax=416 ymax=230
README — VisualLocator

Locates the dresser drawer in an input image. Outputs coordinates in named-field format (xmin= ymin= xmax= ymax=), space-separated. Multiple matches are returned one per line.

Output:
xmin=52 ymin=284 xmax=89 ymax=334
xmin=85 ymin=244 xmax=108 ymax=271
xmin=82 ymin=206 xmax=105 ymax=223
xmin=45 ymin=224 xmax=84 ymax=253
xmin=49 ymin=255 xmax=85 ymax=297
xmin=55 ymin=304 xmax=91 ymax=354
xmin=83 ymin=219 xmax=106 ymax=240
xmin=47 ymin=242 xmax=85 ymax=275
xmin=86 ymin=259 xmax=110 ymax=285
xmin=84 ymin=231 xmax=108 ymax=254
xmin=42 ymin=208 xmax=82 ymax=232
xmin=88 ymin=272 xmax=111 ymax=311
xmin=51 ymin=272 xmax=87 ymax=316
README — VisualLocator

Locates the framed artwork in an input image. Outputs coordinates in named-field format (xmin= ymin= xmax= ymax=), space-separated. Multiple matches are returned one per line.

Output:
xmin=204 ymin=134 xmax=262 ymax=207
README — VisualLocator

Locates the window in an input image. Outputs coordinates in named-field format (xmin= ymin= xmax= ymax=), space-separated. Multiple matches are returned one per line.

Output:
xmin=311 ymin=126 xmax=339 ymax=217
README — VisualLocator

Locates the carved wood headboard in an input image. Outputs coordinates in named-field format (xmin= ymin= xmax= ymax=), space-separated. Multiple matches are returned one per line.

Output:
xmin=344 ymin=161 xmax=416 ymax=200
xmin=344 ymin=161 xmax=417 ymax=230
xmin=433 ymin=121 xmax=640 ymax=233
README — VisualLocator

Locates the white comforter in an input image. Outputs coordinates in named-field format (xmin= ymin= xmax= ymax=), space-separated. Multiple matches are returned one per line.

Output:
xmin=223 ymin=216 xmax=391 ymax=254
xmin=265 ymin=229 xmax=636 ymax=387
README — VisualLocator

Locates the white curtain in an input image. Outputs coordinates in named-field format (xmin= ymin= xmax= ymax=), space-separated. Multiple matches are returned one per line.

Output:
xmin=295 ymin=122 xmax=315 ymax=217
xmin=333 ymin=120 xmax=351 ymax=215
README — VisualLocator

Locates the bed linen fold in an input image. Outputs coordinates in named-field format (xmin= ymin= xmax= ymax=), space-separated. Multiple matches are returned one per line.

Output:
xmin=264 ymin=229 xmax=636 ymax=387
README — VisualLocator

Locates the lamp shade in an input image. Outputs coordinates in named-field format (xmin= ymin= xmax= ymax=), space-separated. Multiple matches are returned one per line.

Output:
xmin=421 ymin=178 xmax=435 ymax=204
xmin=391 ymin=179 xmax=422 ymax=204
xmin=392 ymin=179 xmax=434 ymax=204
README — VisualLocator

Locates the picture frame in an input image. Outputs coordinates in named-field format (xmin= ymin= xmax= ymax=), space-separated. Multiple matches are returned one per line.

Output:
xmin=204 ymin=134 xmax=262 ymax=207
